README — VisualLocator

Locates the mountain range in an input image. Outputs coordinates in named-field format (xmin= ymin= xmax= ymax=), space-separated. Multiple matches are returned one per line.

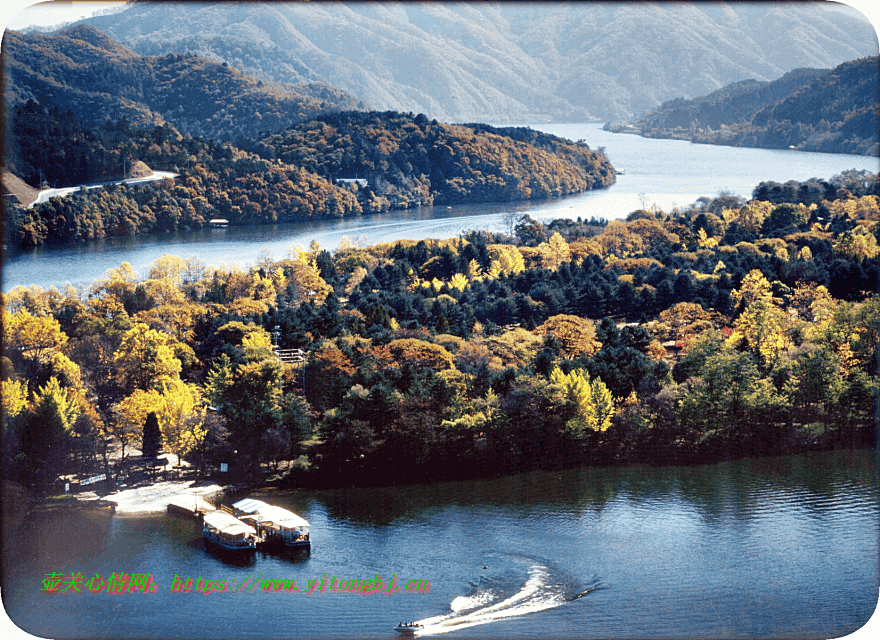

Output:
xmin=52 ymin=1 xmax=879 ymax=124
xmin=3 ymin=24 xmax=616 ymax=247
xmin=4 ymin=24 xmax=367 ymax=141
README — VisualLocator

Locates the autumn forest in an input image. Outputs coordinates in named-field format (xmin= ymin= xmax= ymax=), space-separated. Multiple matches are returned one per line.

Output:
xmin=3 ymin=166 xmax=878 ymax=489
xmin=2 ymin=23 xmax=877 ymax=490
xmin=4 ymin=105 xmax=614 ymax=248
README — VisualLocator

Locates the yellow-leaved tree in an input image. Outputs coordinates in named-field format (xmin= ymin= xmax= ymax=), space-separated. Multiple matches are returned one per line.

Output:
xmin=731 ymin=271 xmax=794 ymax=366
xmin=727 ymin=201 xmax=773 ymax=232
xmin=697 ymin=227 xmax=719 ymax=248
xmin=537 ymin=314 xmax=601 ymax=359
xmin=537 ymin=232 xmax=571 ymax=271
xmin=448 ymin=272 xmax=469 ymax=291
xmin=116 ymin=379 xmax=206 ymax=466
xmin=467 ymin=259 xmax=484 ymax=281
xmin=1 ymin=379 xmax=29 ymax=422
xmin=482 ymin=328 xmax=543 ymax=369
xmin=114 ymin=323 xmax=182 ymax=393
xmin=731 ymin=269 xmax=775 ymax=308
xmin=833 ymin=226 xmax=880 ymax=262
xmin=89 ymin=262 xmax=138 ymax=310
xmin=287 ymin=245 xmax=333 ymax=305
xmin=487 ymin=244 xmax=525 ymax=278
xmin=5 ymin=309 xmax=70 ymax=382
xmin=134 ymin=300 xmax=208 ymax=344
xmin=550 ymin=367 xmax=614 ymax=437
xmin=595 ymin=220 xmax=644 ymax=257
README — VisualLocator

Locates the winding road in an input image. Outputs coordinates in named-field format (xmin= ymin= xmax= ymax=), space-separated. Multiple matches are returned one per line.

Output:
xmin=27 ymin=170 xmax=178 ymax=208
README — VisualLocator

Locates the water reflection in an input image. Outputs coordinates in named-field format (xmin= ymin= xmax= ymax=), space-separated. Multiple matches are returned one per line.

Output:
xmin=309 ymin=468 xmax=628 ymax=527
xmin=294 ymin=451 xmax=878 ymax=537
xmin=267 ymin=545 xmax=311 ymax=565
xmin=202 ymin=543 xmax=258 ymax=568
xmin=4 ymin=509 xmax=112 ymax=577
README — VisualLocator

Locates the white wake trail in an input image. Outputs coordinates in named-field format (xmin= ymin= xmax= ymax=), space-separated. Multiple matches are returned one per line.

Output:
xmin=413 ymin=565 xmax=568 ymax=635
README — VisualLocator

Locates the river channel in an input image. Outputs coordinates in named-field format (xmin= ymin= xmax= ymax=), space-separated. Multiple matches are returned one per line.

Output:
xmin=2 ymin=450 xmax=877 ymax=639
xmin=3 ymin=123 xmax=878 ymax=291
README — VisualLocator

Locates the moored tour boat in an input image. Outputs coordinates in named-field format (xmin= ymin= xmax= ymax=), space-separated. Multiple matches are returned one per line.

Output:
xmin=202 ymin=511 xmax=259 ymax=551
xmin=232 ymin=499 xmax=311 ymax=547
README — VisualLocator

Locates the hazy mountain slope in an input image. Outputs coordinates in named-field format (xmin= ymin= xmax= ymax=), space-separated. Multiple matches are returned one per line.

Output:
xmin=71 ymin=1 xmax=878 ymax=123
xmin=610 ymin=56 xmax=880 ymax=155
xmin=4 ymin=24 xmax=368 ymax=141
xmin=624 ymin=67 xmax=830 ymax=131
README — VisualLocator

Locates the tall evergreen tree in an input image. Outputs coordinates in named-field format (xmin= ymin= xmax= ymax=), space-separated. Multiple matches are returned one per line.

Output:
xmin=142 ymin=411 xmax=161 ymax=458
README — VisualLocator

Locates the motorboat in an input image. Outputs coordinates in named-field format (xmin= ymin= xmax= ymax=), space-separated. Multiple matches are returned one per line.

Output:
xmin=394 ymin=622 xmax=423 ymax=633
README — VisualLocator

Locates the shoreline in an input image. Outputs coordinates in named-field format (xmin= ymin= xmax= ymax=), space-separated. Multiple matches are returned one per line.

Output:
xmin=10 ymin=437 xmax=874 ymax=515
xmin=21 ymin=479 xmax=227 ymax=516
xmin=89 ymin=479 xmax=225 ymax=514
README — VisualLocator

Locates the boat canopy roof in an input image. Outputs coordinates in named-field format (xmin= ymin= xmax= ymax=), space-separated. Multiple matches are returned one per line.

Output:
xmin=254 ymin=505 xmax=309 ymax=528
xmin=204 ymin=511 xmax=256 ymax=535
xmin=232 ymin=498 xmax=270 ymax=514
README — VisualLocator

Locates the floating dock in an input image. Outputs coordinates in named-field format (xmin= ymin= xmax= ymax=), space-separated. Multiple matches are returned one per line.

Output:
xmin=167 ymin=494 xmax=217 ymax=519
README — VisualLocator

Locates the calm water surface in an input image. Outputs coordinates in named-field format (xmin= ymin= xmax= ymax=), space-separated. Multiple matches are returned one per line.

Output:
xmin=3 ymin=450 xmax=878 ymax=639
xmin=4 ymin=124 xmax=878 ymax=290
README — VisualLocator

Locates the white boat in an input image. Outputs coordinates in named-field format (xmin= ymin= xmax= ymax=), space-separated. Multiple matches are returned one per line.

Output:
xmin=232 ymin=499 xmax=311 ymax=547
xmin=394 ymin=622 xmax=423 ymax=633
xmin=202 ymin=511 xmax=259 ymax=551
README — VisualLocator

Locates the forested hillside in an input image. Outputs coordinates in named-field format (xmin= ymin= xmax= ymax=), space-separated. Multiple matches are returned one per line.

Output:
xmin=4 ymin=107 xmax=614 ymax=248
xmin=4 ymin=25 xmax=367 ymax=141
xmin=244 ymin=112 xmax=615 ymax=206
xmin=609 ymin=57 xmax=880 ymax=156
xmin=68 ymin=1 xmax=878 ymax=123
xmin=4 ymin=173 xmax=877 ymax=487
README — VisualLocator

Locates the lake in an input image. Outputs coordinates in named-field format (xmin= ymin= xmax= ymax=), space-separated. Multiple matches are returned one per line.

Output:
xmin=3 ymin=124 xmax=878 ymax=291
xmin=2 ymin=125 xmax=878 ymax=640
xmin=2 ymin=450 xmax=877 ymax=639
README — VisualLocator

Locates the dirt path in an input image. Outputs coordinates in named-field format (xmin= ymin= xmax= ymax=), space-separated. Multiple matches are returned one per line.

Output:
xmin=2 ymin=171 xmax=39 ymax=206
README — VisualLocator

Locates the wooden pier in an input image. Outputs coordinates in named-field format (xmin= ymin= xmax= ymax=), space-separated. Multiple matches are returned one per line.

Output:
xmin=167 ymin=494 xmax=217 ymax=519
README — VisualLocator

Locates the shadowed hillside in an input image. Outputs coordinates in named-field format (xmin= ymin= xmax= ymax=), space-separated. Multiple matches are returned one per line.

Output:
xmin=4 ymin=25 xmax=368 ymax=141
xmin=608 ymin=56 xmax=880 ymax=155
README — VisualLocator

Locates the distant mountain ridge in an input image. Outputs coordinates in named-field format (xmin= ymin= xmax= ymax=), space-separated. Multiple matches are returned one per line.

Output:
xmin=64 ymin=1 xmax=879 ymax=123
xmin=620 ymin=68 xmax=830 ymax=131
xmin=607 ymin=56 xmax=880 ymax=156
xmin=4 ymin=24 xmax=368 ymax=141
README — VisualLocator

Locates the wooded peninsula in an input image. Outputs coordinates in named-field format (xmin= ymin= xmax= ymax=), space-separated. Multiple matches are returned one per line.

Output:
xmin=3 ymin=169 xmax=878 ymax=490
xmin=4 ymin=106 xmax=614 ymax=248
